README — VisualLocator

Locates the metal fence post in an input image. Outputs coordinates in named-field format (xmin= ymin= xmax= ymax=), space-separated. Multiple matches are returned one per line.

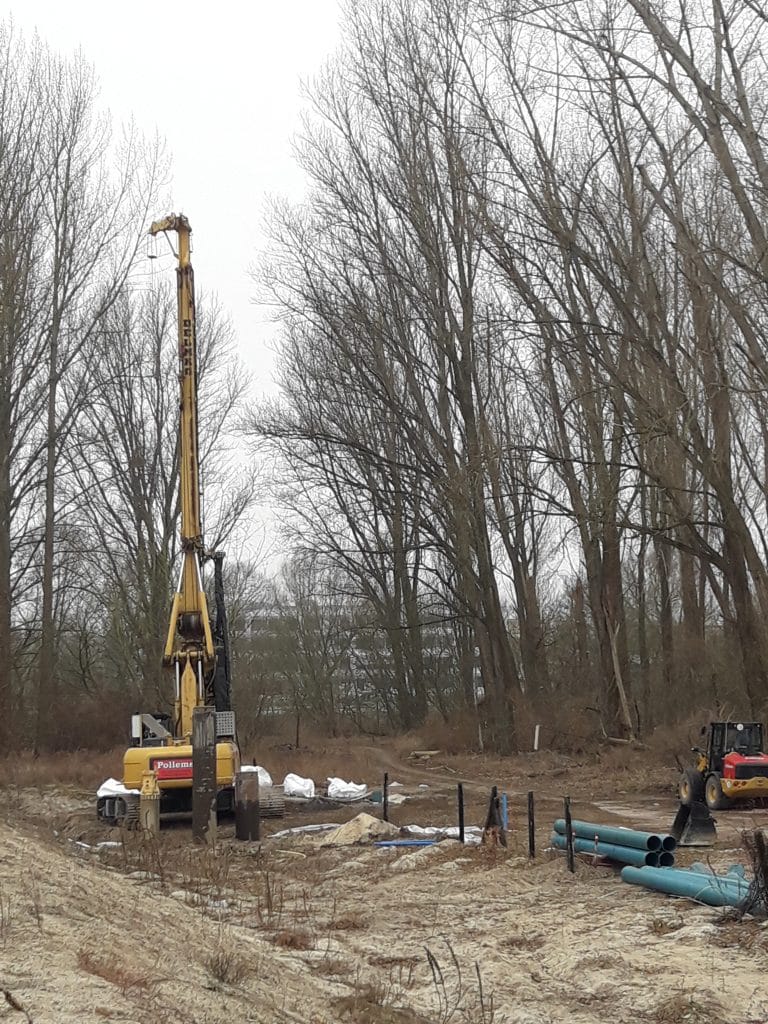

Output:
xmin=234 ymin=770 xmax=260 ymax=841
xmin=192 ymin=706 xmax=217 ymax=845
xmin=527 ymin=790 xmax=535 ymax=858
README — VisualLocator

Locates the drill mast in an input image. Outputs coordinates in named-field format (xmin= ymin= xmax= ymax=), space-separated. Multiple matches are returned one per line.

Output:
xmin=149 ymin=214 xmax=214 ymax=741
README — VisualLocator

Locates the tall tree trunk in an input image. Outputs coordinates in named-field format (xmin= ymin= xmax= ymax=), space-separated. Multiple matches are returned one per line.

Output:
xmin=35 ymin=318 xmax=59 ymax=752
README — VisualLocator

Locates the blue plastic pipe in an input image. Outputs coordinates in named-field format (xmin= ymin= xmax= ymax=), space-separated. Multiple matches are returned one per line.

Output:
xmin=553 ymin=819 xmax=676 ymax=852
xmin=551 ymin=833 xmax=663 ymax=867
xmin=621 ymin=865 xmax=751 ymax=908
xmin=374 ymin=839 xmax=436 ymax=847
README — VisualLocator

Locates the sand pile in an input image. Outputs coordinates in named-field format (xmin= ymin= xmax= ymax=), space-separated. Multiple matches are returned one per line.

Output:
xmin=321 ymin=812 xmax=399 ymax=846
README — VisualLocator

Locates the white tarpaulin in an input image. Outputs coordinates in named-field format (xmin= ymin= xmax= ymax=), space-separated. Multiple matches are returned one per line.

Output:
xmin=96 ymin=777 xmax=139 ymax=799
xmin=269 ymin=823 xmax=339 ymax=839
xmin=404 ymin=824 xmax=482 ymax=844
xmin=327 ymin=776 xmax=368 ymax=801
xmin=283 ymin=773 xmax=316 ymax=798
xmin=239 ymin=765 xmax=273 ymax=788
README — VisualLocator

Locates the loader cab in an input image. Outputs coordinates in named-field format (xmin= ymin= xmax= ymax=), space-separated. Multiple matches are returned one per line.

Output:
xmin=705 ymin=721 xmax=764 ymax=772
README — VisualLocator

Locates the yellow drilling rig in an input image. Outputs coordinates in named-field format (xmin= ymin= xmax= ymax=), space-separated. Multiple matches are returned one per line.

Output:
xmin=98 ymin=214 xmax=239 ymax=825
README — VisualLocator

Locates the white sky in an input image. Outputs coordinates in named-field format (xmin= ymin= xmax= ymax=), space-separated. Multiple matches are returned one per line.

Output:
xmin=4 ymin=0 xmax=342 ymax=396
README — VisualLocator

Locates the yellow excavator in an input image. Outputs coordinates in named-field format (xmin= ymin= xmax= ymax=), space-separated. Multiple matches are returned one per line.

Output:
xmin=98 ymin=214 xmax=239 ymax=824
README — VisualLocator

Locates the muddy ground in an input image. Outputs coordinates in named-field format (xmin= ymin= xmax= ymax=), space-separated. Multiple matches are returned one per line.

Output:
xmin=1 ymin=745 xmax=768 ymax=1024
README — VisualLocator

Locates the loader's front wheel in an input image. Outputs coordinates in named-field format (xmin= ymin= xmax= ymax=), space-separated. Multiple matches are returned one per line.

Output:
xmin=679 ymin=768 xmax=704 ymax=807
xmin=705 ymin=773 xmax=727 ymax=811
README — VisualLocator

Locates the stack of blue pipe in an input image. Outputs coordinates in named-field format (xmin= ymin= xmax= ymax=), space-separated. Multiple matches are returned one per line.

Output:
xmin=551 ymin=818 xmax=677 ymax=867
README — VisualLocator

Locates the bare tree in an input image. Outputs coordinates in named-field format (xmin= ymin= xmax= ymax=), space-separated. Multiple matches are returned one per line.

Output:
xmin=33 ymin=46 xmax=166 ymax=749
xmin=66 ymin=282 xmax=255 ymax=720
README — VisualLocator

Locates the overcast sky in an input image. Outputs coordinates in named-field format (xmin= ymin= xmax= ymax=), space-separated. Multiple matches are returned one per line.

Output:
xmin=5 ymin=0 xmax=342 ymax=396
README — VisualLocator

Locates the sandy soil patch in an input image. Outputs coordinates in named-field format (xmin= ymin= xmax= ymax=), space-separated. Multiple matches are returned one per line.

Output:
xmin=1 ymin=753 xmax=768 ymax=1023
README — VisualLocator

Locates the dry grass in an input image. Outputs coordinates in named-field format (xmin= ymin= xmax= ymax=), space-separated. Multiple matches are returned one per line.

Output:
xmin=650 ymin=991 xmax=725 ymax=1024
xmin=0 ymin=749 xmax=123 ymax=790
xmin=329 ymin=910 xmax=368 ymax=931
xmin=648 ymin=915 xmax=685 ymax=936
xmin=176 ymin=845 xmax=233 ymax=904
xmin=119 ymin=830 xmax=170 ymax=888
xmin=575 ymin=952 xmax=623 ymax=971
xmin=309 ymin=954 xmax=353 ymax=978
xmin=500 ymin=932 xmax=545 ymax=952
xmin=255 ymin=870 xmax=285 ymax=928
xmin=242 ymin=735 xmax=383 ymax=790
xmin=272 ymin=927 xmax=314 ymax=950
xmin=334 ymin=981 xmax=428 ymax=1024
xmin=457 ymin=843 xmax=515 ymax=872
xmin=368 ymin=954 xmax=421 ymax=969
xmin=77 ymin=946 xmax=154 ymax=997
xmin=203 ymin=942 xmax=252 ymax=985
xmin=710 ymin=916 xmax=766 ymax=952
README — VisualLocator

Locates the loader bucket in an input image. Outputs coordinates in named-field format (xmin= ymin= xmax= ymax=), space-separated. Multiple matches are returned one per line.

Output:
xmin=671 ymin=800 xmax=717 ymax=846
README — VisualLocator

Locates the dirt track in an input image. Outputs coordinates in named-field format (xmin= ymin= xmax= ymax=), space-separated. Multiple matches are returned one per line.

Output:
xmin=2 ymin=750 xmax=768 ymax=1024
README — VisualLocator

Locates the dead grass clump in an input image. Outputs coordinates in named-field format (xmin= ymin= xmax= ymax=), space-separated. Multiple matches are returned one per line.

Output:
xmin=576 ymin=952 xmax=622 ymax=971
xmin=334 ymin=982 xmax=427 ymax=1024
xmin=77 ymin=947 xmax=152 ymax=997
xmin=648 ymin=915 xmax=685 ymax=936
xmin=272 ymin=928 xmax=314 ymax=950
xmin=651 ymin=991 xmax=725 ymax=1024
xmin=459 ymin=843 xmax=514 ymax=872
xmin=309 ymin=955 xmax=353 ymax=978
xmin=368 ymin=954 xmax=421 ymax=969
xmin=203 ymin=945 xmax=252 ymax=985
xmin=710 ymin=916 xmax=764 ymax=952
xmin=500 ymin=932 xmax=545 ymax=952
xmin=330 ymin=910 xmax=368 ymax=931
